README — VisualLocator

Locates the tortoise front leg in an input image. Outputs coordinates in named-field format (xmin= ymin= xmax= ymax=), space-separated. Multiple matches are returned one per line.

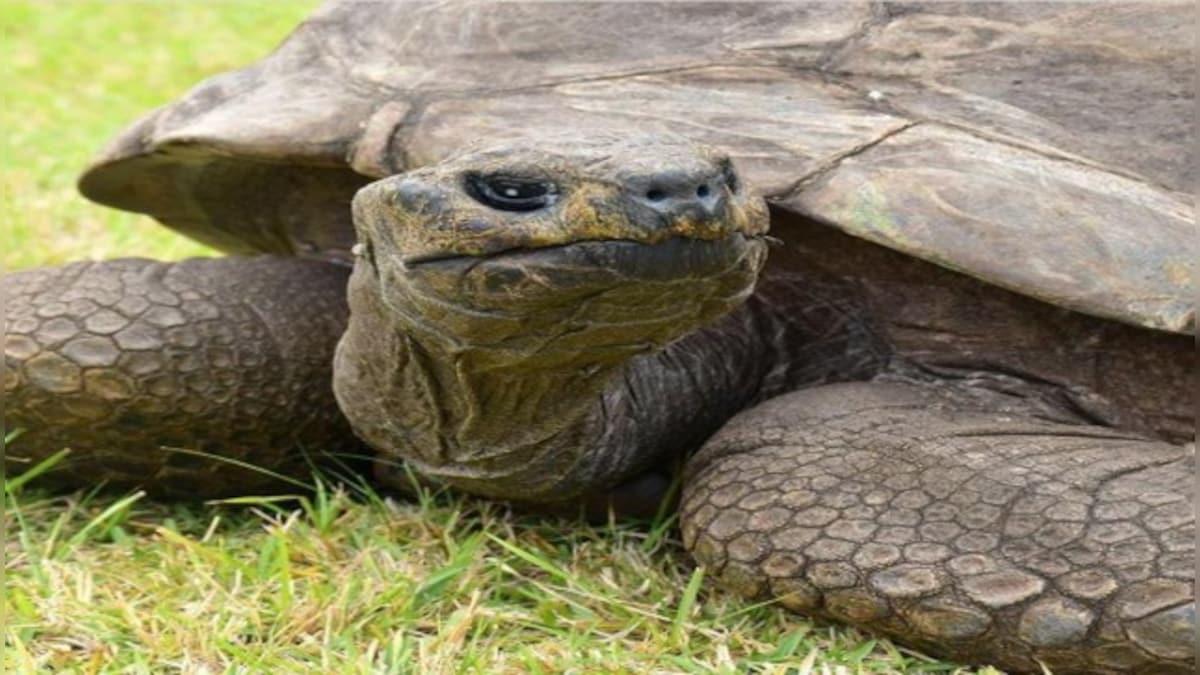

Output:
xmin=680 ymin=381 xmax=1193 ymax=675
xmin=4 ymin=256 xmax=361 ymax=498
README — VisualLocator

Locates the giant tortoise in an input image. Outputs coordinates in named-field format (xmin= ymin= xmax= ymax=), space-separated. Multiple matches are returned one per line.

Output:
xmin=5 ymin=2 xmax=1194 ymax=673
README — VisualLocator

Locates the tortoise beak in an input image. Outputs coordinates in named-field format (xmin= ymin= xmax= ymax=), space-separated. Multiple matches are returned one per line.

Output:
xmin=623 ymin=167 xmax=732 ymax=236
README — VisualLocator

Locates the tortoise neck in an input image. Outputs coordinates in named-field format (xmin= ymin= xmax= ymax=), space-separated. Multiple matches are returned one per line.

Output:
xmin=592 ymin=272 xmax=894 ymax=481
xmin=334 ymin=268 xmax=892 ymax=502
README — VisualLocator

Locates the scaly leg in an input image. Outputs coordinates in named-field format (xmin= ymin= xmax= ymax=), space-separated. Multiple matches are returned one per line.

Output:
xmin=5 ymin=256 xmax=361 ymax=497
xmin=681 ymin=381 xmax=1193 ymax=675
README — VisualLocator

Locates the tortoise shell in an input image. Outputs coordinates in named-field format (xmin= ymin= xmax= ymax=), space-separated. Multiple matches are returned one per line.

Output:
xmin=79 ymin=1 xmax=1194 ymax=334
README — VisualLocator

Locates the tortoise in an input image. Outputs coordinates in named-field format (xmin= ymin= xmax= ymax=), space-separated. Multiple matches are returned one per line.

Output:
xmin=5 ymin=2 xmax=1194 ymax=673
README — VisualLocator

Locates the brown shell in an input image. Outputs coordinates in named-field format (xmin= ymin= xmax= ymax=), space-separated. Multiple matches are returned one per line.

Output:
xmin=79 ymin=1 xmax=1194 ymax=334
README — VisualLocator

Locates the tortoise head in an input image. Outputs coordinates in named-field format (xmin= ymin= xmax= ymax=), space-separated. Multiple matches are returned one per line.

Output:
xmin=335 ymin=135 xmax=769 ymax=492
xmin=348 ymin=134 xmax=769 ymax=363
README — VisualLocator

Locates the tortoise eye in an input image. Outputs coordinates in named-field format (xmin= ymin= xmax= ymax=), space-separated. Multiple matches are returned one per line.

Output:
xmin=465 ymin=173 xmax=557 ymax=212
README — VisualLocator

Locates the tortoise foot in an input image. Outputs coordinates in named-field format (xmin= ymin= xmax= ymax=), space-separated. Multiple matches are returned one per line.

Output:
xmin=680 ymin=382 xmax=1194 ymax=674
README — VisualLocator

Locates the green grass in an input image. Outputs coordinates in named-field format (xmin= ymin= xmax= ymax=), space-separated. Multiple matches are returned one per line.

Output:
xmin=2 ymin=4 xmax=1002 ymax=673
xmin=7 ymin=481 xmax=990 ymax=674
xmin=1 ymin=1 xmax=311 ymax=268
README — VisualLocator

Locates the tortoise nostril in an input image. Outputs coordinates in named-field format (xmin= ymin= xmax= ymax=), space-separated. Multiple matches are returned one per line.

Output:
xmin=635 ymin=171 xmax=727 ymax=216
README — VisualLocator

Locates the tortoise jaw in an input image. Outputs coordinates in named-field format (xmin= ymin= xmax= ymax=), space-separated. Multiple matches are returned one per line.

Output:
xmin=397 ymin=232 xmax=767 ymax=279
xmin=390 ymin=234 xmax=768 ymax=322
xmin=361 ymin=231 xmax=766 ymax=360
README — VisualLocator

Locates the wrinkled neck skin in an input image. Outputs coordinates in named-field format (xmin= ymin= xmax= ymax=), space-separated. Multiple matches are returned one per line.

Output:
xmin=584 ymin=273 xmax=892 ymax=498
xmin=333 ymin=245 xmax=891 ymax=502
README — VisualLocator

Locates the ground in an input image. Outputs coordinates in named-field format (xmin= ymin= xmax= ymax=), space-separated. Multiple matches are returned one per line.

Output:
xmin=2 ymin=4 xmax=1002 ymax=673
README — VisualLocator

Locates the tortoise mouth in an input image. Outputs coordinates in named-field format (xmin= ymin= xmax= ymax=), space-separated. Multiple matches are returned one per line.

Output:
xmin=371 ymin=232 xmax=768 ymax=347
xmin=399 ymin=233 xmax=767 ymax=281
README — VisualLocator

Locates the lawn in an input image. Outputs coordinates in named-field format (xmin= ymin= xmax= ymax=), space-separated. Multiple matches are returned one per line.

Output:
xmin=2 ymin=3 xmax=1001 ymax=673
